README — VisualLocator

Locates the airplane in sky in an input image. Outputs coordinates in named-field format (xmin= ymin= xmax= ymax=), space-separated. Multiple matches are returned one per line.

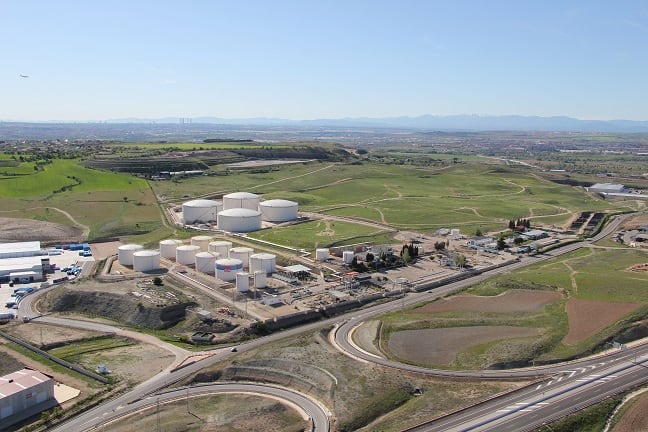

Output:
xmin=19 ymin=74 xmax=29 ymax=78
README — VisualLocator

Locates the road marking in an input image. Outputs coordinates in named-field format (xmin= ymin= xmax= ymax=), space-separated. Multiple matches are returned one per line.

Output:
xmin=515 ymin=402 xmax=530 ymax=405
xmin=566 ymin=370 xmax=576 ymax=378
xmin=496 ymin=409 xmax=512 ymax=413
xmin=536 ymin=384 xmax=543 ymax=390
xmin=537 ymin=402 xmax=549 ymax=405
xmin=556 ymin=376 xmax=563 ymax=382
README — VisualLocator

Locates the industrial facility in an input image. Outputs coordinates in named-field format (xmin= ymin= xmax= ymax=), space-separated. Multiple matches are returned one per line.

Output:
xmin=179 ymin=192 xmax=299 ymax=233
xmin=0 ymin=242 xmax=48 ymax=283
xmin=0 ymin=369 xmax=56 ymax=427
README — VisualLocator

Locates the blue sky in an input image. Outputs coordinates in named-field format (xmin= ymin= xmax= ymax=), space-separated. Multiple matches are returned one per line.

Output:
xmin=2 ymin=1 xmax=648 ymax=121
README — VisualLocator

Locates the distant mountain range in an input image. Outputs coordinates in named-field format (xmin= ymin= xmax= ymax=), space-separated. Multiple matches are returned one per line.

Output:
xmin=103 ymin=114 xmax=648 ymax=132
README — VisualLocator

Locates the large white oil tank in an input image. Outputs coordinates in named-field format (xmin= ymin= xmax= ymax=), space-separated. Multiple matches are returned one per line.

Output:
xmin=215 ymin=258 xmax=243 ymax=281
xmin=209 ymin=241 xmax=232 ymax=256
xmin=343 ymin=250 xmax=355 ymax=264
xmin=182 ymin=199 xmax=222 ymax=224
xmin=236 ymin=272 xmax=250 ymax=292
xmin=253 ymin=270 xmax=267 ymax=288
xmin=176 ymin=245 xmax=201 ymax=265
xmin=315 ymin=248 xmax=329 ymax=261
xmin=118 ymin=244 xmax=144 ymax=266
xmin=195 ymin=252 xmax=217 ymax=274
xmin=249 ymin=253 xmax=276 ymax=274
xmin=451 ymin=228 xmax=461 ymax=240
xmin=217 ymin=208 xmax=262 ymax=233
xmin=191 ymin=235 xmax=213 ymax=252
xmin=229 ymin=247 xmax=254 ymax=267
xmin=159 ymin=239 xmax=183 ymax=259
xmin=222 ymin=192 xmax=260 ymax=211
xmin=132 ymin=250 xmax=160 ymax=272
xmin=259 ymin=199 xmax=298 ymax=222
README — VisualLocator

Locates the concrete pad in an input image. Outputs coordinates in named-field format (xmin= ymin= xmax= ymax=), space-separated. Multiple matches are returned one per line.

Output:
xmin=53 ymin=382 xmax=80 ymax=404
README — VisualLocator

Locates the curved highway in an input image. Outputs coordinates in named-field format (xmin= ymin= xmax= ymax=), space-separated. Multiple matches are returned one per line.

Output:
xmin=53 ymin=382 xmax=329 ymax=432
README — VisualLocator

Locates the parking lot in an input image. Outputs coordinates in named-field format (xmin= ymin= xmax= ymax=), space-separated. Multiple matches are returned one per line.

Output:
xmin=1 ymin=249 xmax=95 ymax=319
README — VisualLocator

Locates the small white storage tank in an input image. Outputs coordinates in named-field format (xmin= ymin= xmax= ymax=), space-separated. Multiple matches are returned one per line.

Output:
xmin=191 ymin=235 xmax=213 ymax=252
xmin=343 ymin=250 xmax=355 ymax=264
xmin=236 ymin=272 xmax=250 ymax=292
xmin=176 ymin=245 xmax=201 ymax=265
xmin=132 ymin=250 xmax=160 ymax=272
xmin=315 ymin=248 xmax=329 ymax=261
xmin=195 ymin=252 xmax=217 ymax=274
xmin=249 ymin=253 xmax=276 ymax=274
xmin=182 ymin=199 xmax=222 ymax=224
xmin=118 ymin=244 xmax=144 ymax=266
xmin=253 ymin=270 xmax=267 ymax=288
xmin=229 ymin=247 xmax=254 ymax=267
xmin=209 ymin=241 xmax=232 ymax=256
xmin=259 ymin=199 xmax=298 ymax=222
xmin=215 ymin=258 xmax=243 ymax=281
xmin=159 ymin=239 xmax=183 ymax=259
xmin=218 ymin=208 xmax=262 ymax=233
xmin=223 ymin=192 xmax=260 ymax=211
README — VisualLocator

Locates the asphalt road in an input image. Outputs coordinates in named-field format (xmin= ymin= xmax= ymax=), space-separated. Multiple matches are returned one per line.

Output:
xmin=37 ymin=211 xmax=646 ymax=431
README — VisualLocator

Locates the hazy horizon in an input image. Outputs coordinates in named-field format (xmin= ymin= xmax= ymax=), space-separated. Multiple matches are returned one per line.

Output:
xmin=3 ymin=1 xmax=648 ymax=122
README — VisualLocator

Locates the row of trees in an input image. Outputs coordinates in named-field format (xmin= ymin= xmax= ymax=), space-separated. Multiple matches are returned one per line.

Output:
xmin=508 ymin=218 xmax=532 ymax=230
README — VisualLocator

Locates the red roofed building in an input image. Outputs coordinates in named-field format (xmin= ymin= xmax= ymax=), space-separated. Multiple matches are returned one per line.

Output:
xmin=0 ymin=368 xmax=55 ymax=426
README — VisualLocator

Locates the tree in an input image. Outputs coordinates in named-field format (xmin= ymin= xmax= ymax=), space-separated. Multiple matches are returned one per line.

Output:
xmin=454 ymin=254 xmax=467 ymax=268
xmin=475 ymin=228 xmax=483 ymax=237
xmin=497 ymin=234 xmax=506 ymax=250
xmin=153 ymin=276 xmax=163 ymax=286
xmin=365 ymin=252 xmax=375 ymax=262
xmin=123 ymin=196 xmax=128 ymax=202
xmin=401 ymin=247 xmax=410 ymax=264
xmin=508 ymin=220 xmax=515 ymax=230
xmin=514 ymin=237 xmax=524 ymax=245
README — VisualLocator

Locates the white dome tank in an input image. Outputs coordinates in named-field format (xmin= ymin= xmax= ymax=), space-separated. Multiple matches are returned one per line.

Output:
xmin=259 ymin=199 xmax=298 ymax=222
xmin=195 ymin=252 xmax=217 ymax=274
xmin=236 ymin=272 xmax=250 ymax=292
xmin=229 ymin=247 xmax=254 ymax=267
xmin=253 ymin=270 xmax=267 ymax=288
xmin=209 ymin=241 xmax=232 ymax=256
xmin=222 ymin=192 xmax=260 ymax=211
xmin=217 ymin=208 xmax=262 ymax=233
xmin=159 ymin=239 xmax=183 ymax=259
xmin=315 ymin=248 xmax=329 ymax=261
xmin=215 ymin=258 xmax=243 ymax=281
xmin=249 ymin=253 xmax=276 ymax=274
xmin=182 ymin=199 xmax=222 ymax=224
xmin=176 ymin=245 xmax=200 ymax=265
xmin=132 ymin=250 xmax=160 ymax=272
xmin=191 ymin=235 xmax=213 ymax=252
xmin=343 ymin=250 xmax=355 ymax=264
xmin=118 ymin=244 xmax=144 ymax=266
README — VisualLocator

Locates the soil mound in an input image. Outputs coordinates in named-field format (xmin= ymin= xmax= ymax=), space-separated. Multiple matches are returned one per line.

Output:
xmin=50 ymin=290 xmax=195 ymax=329
xmin=0 ymin=217 xmax=83 ymax=242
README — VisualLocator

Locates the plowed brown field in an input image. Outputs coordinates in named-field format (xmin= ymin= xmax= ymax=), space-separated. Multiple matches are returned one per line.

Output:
xmin=563 ymin=298 xmax=642 ymax=345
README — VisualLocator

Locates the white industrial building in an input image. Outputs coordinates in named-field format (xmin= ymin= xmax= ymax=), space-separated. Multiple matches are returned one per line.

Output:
xmin=182 ymin=199 xmax=222 ymax=224
xmin=0 ymin=241 xmax=42 ymax=260
xmin=259 ymin=199 xmax=299 ymax=222
xmin=217 ymin=208 xmax=262 ymax=233
xmin=0 ymin=369 xmax=55 ymax=426
xmin=586 ymin=183 xmax=626 ymax=194
xmin=222 ymin=192 xmax=260 ymax=211
xmin=0 ymin=257 xmax=45 ymax=283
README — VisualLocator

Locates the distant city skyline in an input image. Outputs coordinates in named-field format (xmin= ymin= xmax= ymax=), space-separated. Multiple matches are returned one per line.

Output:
xmin=3 ymin=1 xmax=648 ymax=122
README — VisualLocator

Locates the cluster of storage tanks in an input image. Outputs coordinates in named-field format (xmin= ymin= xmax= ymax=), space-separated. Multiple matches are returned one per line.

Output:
xmin=117 ymin=236 xmax=276 ymax=291
xmin=181 ymin=192 xmax=298 ymax=233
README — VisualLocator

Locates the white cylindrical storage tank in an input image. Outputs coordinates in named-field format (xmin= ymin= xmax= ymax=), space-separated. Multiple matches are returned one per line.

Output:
xmin=118 ymin=244 xmax=144 ymax=266
xmin=191 ymin=235 xmax=213 ymax=252
xmin=132 ymin=250 xmax=160 ymax=272
xmin=343 ymin=250 xmax=355 ymax=264
xmin=229 ymin=247 xmax=254 ymax=267
xmin=222 ymin=192 xmax=260 ymax=211
xmin=182 ymin=199 xmax=222 ymax=224
xmin=217 ymin=208 xmax=262 ymax=233
xmin=236 ymin=272 xmax=250 ymax=292
xmin=176 ymin=245 xmax=200 ymax=265
xmin=249 ymin=253 xmax=276 ymax=274
xmin=195 ymin=252 xmax=217 ymax=274
xmin=159 ymin=239 xmax=183 ymax=259
xmin=253 ymin=270 xmax=267 ymax=288
xmin=259 ymin=199 xmax=298 ymax=222
xmin=209 ymin=241 xmax=232 ymax=256
xmin=315 ymin=248 xmax=329 ymax=261
xmin=215 ymin=258 xmax=243 ymax=281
